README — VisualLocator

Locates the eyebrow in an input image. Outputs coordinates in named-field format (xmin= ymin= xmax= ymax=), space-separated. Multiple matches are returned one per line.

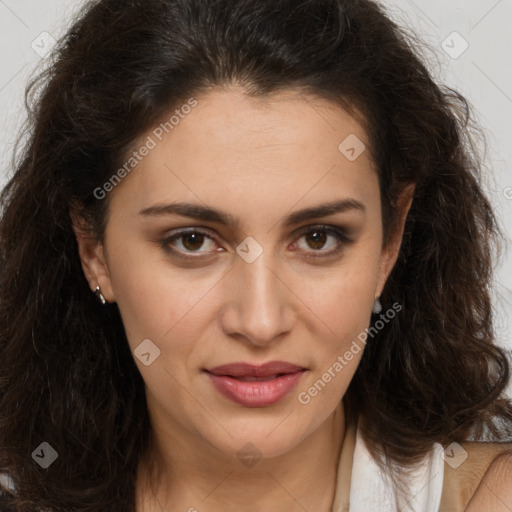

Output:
xmin=138 ymin=198 xmax=366 ymax=227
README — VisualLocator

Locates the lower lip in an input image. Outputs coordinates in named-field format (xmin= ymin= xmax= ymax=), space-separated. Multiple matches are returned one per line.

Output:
xmin=206 ymin=371 xmax=305 ymax=407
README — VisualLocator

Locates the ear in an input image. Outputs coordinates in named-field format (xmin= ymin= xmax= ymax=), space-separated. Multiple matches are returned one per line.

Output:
xmin=375 ymin=183 xmax=415 ymax=298
xmin=70 ymin=210 xmax=116 ymax=303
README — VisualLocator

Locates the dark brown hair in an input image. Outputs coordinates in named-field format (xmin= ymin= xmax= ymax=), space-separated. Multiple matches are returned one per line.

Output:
xmin=1 ymin=0 xmax=512 ymax=510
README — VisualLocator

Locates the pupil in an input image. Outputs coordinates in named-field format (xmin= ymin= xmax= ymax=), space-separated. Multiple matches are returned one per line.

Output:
xmin=183 ymin=233 xmax=204 ymax=251
xmin=308 ymin=231 xmax=326 ymax=250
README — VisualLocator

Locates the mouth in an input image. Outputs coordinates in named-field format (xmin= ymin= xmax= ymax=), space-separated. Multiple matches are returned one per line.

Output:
xmin=204 ymin=361 xmax=307 ymax=407
xmin=224 ymin=373 xmax=295 ymax=382
xmin=205 ymin=360 xmax=306 ymax=378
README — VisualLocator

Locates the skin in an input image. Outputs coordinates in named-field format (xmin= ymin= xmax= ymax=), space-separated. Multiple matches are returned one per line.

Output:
xmin=72 ymin=86 xmax=414 ymax=512
xmin=466 ymin=452 xmax=512 ymax=511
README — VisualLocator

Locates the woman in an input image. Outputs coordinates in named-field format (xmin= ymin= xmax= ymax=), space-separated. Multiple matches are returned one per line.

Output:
xmin=0 ymin=0 xmax=511 ymax=510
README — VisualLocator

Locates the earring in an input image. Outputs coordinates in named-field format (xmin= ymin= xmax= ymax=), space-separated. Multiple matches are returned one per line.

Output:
xmin=93 ymin=286 xmax=106 ymax=305
xmin=372 ymin=297 xmax=382 ymax=314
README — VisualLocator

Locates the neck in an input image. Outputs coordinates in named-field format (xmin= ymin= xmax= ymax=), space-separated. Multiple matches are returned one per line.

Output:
xmin=136 ymin=401 xmax=346 ymax=512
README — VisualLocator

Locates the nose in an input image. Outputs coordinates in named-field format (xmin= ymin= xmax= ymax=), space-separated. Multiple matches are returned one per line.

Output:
xmin=219 ymin=250 xmax=295 ymax=348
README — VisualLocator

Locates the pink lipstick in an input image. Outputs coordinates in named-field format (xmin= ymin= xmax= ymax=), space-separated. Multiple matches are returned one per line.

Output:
xmin=205 ymin=361 xmax=306 ymax=407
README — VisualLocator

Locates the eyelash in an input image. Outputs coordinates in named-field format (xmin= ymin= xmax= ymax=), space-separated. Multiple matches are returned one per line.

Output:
xmin=158 ymin=225 xmax=353 ymax=261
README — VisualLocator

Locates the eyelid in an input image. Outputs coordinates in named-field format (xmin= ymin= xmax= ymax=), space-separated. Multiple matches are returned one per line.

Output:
xmin=158 ymin=224 xmax=353 ymax=260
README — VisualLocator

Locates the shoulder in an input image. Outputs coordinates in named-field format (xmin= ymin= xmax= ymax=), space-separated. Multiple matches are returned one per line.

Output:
xmin=439 ymin=440 xmax=512 ymax=512
xmin=465 ymin=447 xmax=512 ymax=511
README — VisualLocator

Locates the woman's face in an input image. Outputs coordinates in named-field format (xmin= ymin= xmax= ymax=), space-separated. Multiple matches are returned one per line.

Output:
xmin=75 ymin=86 xmax=413 ymax=461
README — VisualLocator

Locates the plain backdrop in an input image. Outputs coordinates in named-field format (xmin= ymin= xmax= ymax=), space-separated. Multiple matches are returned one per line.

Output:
xmin=1 ymin=0 xmax=511 ymax=394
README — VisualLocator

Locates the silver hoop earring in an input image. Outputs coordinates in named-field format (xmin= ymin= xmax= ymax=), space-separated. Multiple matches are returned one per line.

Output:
xmin=372 ymin=297 xmax=382 ymax=314
xmin=93 ymin=286 xmax=106 ymax=305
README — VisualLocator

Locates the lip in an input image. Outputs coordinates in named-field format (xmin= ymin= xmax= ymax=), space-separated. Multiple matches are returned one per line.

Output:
xmin=206 ymin=361 xmax=305 ymax=378
xmin=205 ymin=361 xmax=307 ymax=407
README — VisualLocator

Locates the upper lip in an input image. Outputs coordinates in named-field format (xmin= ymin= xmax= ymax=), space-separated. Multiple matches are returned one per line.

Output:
xmin=205 ymin=361 xmax=306 ymax=378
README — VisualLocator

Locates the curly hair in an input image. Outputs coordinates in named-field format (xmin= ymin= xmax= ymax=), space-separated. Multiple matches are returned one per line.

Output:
xmin=1 ymin=0 xmax=512 ymax=510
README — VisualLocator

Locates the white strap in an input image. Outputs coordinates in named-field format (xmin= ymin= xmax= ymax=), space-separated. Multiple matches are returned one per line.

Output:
xmin=349 ymin=425 xmax=445 ymax=511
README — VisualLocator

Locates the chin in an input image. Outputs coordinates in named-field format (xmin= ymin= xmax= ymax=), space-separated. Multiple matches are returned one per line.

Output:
xmin=205 ymin=422 xmax=307 ymax=463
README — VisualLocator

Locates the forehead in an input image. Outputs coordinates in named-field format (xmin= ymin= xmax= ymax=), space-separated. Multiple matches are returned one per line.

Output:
xmin=109 ymin=86 xmax=378 ymax=218
xmin=161 ymin=86 xmax=371 ymax=158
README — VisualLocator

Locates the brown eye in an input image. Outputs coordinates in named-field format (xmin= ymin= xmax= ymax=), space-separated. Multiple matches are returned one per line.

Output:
xmin=304 ymin=230 xmax=328 ymax=250
xmin=181 ymin=232 xmax=207 ymax=251
xmin=294 ymin=226 xmax=351 ymax=257
xmin=160 ymin=229 xmax=219 ymax=257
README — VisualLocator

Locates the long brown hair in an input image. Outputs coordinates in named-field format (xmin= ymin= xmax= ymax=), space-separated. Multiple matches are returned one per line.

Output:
xmin=1 ymin=0 xmax=511 ymax=510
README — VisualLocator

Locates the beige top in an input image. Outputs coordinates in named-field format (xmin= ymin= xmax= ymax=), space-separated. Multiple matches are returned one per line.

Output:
xmin=330 ymin=407 xmax=356 ymax=512
xmin=330 ymin=404 xmax=512 ymax=512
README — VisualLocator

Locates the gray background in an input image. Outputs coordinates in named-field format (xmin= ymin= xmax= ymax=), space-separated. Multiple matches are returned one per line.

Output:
xmin=1 ymin=1 xmax=511 ymax=395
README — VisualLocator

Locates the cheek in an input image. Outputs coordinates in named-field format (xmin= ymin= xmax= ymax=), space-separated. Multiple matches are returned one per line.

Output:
xmin=293 ymin=253 xmax=381 ymax=401
xmin=107 ymin=237 xmax=223 ymax=353
xmin=294 ymin=270 xmax=375 ymax=410
xmin=302 ymin=258 xmax=380 ymax=338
